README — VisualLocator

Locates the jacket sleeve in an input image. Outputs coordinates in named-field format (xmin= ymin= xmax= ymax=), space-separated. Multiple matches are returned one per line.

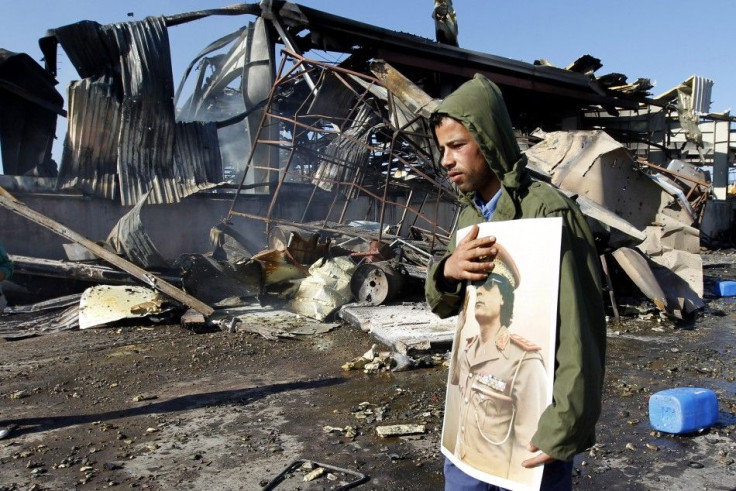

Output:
xmin=531 ymin=210 xmax=607 ymax=461
xmin=425 ymin=255 xmax=466 ymax=318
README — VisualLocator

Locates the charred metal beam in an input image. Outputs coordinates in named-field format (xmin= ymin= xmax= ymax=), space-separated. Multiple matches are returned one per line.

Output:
xmin=0 ymin=188 xmax=214 ymax=316
xmin=10 ymin=255 xmax=182 ymax=286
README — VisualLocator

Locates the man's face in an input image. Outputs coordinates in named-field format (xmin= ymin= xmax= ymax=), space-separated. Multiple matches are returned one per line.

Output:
xmin=434 ymin=117 xmax=499 ymax=202
xmin=474 ymin=280 xmax=503 ymax=326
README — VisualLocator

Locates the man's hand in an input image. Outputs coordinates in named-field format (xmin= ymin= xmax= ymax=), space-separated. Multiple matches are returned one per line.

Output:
xmin=442 ymin=224 xmax=497 ymax=284
xmin=521 ymin=443 xmax=556 ymax=468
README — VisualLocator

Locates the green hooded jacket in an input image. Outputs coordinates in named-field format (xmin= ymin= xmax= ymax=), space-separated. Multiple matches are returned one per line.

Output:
xmin=425 ymin=74 xmax=607 ymax=461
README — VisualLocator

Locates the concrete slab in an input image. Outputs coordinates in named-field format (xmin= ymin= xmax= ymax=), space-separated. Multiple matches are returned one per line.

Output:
xmin=339 ymin=301 xmax=457 ymax=353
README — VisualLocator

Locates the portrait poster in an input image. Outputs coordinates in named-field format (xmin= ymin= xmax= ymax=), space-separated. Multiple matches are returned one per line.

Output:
xmin=440 ymin=217 xmax=562 ymax=491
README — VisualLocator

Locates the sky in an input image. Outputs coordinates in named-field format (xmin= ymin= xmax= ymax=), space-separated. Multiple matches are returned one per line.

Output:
xmin=2 ymin=0 xmax=735 ymax=167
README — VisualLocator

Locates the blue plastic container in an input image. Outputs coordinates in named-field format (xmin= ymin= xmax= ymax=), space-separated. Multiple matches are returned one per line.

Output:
xmin=649 ymin=387 xmax=718 ymax=434
xmin=715 ymin=280 xmax=736 ymax=297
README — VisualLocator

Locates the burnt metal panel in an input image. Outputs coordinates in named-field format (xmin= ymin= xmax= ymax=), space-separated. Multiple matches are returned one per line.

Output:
xmin=58 ymin=76 xmax=121 ymax=199
xmin=51 ymin=17 xmax=220 ymax=205
xmin=117 ymin=96 xmax=176 ymax=205
xmin=106 ymin=192 xmax=169 ymax=269
xmin=173 ymin=121 xmax=222 ymax=192
xmin=273 ymin=2 xmax=636 ymax=109
xmin=0 ymin=49 xmax=64 ymax=176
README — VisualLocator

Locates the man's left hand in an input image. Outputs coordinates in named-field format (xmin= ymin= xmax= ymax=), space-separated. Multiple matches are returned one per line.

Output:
xmin=521 ymin=443 xmax=556 ymax=468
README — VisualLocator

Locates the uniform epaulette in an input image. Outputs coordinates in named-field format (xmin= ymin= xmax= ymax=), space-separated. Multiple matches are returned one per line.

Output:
xmin=509 ymin=334 xmax=541 ymax=352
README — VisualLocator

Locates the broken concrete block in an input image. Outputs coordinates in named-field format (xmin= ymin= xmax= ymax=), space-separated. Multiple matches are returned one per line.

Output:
xmin=375 ymin=424 xmax=426 ymax=437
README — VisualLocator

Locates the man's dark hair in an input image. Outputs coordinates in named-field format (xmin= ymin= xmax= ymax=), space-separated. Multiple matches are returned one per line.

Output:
xmin=430 ymin=112 xmax=451 ymax=129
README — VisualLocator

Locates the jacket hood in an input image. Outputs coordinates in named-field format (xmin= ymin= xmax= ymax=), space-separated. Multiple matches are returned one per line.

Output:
xmin=433 ymin=74 xmax=528 ymax=194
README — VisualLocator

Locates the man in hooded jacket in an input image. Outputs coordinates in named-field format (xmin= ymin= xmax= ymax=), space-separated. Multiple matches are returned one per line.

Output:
xmin=425 ymin=74 xmax=606 ymax=490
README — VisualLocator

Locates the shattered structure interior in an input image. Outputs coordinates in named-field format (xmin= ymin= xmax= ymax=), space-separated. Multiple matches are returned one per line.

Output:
xmin=1 ymin=1 xmax=735 ymax=323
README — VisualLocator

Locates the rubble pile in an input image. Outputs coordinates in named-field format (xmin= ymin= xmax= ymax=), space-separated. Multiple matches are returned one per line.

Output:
xmin=1 ymin=1 xmax=734 ymax=349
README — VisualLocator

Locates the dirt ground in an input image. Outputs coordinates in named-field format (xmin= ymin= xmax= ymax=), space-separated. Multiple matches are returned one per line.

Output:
xmin=0 ymin=250 xmax=735 ymax=490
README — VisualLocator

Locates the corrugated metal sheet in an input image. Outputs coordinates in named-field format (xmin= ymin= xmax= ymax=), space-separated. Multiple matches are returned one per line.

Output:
xmin=106 ymin=191 xmax=169 ymax=269
xmin=57 ymin=76 xmax=120 ymax=199
xmin=691 ymin=76 xmax=714 ymax=115
xmin=52 ymin=17 xmax=219 ymax=205
xmin=117 ymin=97 xmax=175 ymax=205
xmin=174 ymin=122 xmax=222 ymax=190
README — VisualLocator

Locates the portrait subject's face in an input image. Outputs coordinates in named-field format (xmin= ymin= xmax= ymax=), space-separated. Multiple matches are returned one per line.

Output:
xmin=474 ymin=281 xmax=503 ymax=326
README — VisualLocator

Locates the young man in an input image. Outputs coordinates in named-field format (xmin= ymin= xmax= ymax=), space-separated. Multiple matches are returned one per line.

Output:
xmin=425 ymin=74 xmax=606 ymax=490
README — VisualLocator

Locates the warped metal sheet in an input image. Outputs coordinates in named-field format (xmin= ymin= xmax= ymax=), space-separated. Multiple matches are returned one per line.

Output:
xmin=78 ymin=284 xmax=173 ymax=329
xmin=52 ymin=17 xmax=218 ymax=205
xmin=57 ymin=76 xmax=120 ymax=199
xmin=117 ymin=96 xmax=175 ymax=205
xmin=0 ymin=304 xmax=79 ymax=339
xmin=525 ymin=130 xmax=695 ymax=229
xmin=611 ymin=247 xmax=668 ymax=314
xmin=173 ymin=121 xmax=222 ymax=192
xmin=106 ymin=192 xmax=169 ymax=269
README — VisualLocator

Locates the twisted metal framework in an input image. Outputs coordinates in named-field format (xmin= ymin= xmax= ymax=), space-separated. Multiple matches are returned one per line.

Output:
xmin=224 ymin=50 xmax=459 ymax=251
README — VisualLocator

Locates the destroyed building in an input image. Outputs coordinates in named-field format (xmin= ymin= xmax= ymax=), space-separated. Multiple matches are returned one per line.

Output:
xmin=1 ymin=1 xmax=735 ymax=334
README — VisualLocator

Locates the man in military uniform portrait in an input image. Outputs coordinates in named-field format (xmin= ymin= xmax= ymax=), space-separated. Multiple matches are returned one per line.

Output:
xmin=448 ymin=243 xmax=547 ymax=484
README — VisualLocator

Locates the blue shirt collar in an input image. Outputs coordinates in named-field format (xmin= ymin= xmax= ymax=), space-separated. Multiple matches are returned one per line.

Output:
xmin=474 ymin=188 xmax=502 ymax=220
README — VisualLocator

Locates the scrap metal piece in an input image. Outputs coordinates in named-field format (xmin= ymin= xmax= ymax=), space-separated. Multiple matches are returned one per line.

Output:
xmin=349 ymin=260 xmax=418 ymax=305
xmin=611 ymin=247 xmax=670 ymax=316
xmin=0 ymin=300 xmax=79 ymax=339
xmin=175 ymin=253 xmax=261 ymax=307
xmin=369 ymin=60 xmax=440 ymax=119
xmin=600 ymin=254 xmax=620 ymax=321
xmin=262 ymin=459 xmax=368 ymax=491
xmin=252 ymin=248 xmax=310 ymax=286
xmin=210 ymin=221 xmax=259 ymax=263
xmin=78 ymin=285 xmax=174 ymax=329
xmin=565 ymin=54 xmax=602 ymax=75
xmin=9 ymin=254 xmax=182 ymax=287
xmin=0 ymin=49 xmax=64 ymax=177
xmin=572 ymin=194 xmax=647 ymax=247
xmin=339 ymin=302 xmax=455 ymax=353
xmin=268 ymin=225 xmax=327 ymax=266
xmin=106 ymin=191 xmax=169 ymax=269
xmin=525 ymin=130 xmax=694 ymax=229
xmin=432 ymin=0 xmax=458 ymax=46
xmin=51 ymin=17 xmax=220 ymax=205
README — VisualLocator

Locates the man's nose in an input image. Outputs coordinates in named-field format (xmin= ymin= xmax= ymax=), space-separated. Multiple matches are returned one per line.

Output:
xmin=441 ymin=151 xmax=453 ymax=168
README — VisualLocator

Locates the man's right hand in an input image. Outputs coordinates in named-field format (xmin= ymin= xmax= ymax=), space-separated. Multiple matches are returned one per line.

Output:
xmin=442 ymin=224 xmax=498 ymax=285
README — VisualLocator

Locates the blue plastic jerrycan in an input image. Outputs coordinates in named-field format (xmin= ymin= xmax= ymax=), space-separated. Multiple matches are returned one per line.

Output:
xmin=649 ymin=387 xmax=718 ymax=434
xmin=715 ymin=280 xmax=736 ymax=297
